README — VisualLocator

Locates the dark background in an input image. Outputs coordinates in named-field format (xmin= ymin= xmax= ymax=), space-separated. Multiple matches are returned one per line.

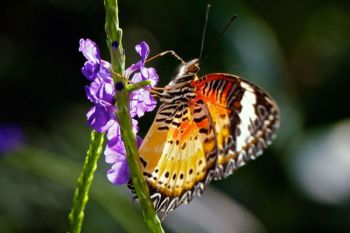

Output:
xmin=1 ymin=0 xmax=350 ymax=233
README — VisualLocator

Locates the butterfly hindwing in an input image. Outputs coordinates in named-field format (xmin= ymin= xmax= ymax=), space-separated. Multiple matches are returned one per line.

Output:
xmin=191 ymin=73 xmax=279 ymax=178
xmin=138 ymin=100 xmax=217 ymax=214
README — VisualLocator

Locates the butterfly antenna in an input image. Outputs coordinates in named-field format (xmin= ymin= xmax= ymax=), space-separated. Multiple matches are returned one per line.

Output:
xmin=203 ymin=15 xmax=237 ymax=60
xmin=199 ymin=4 xmax=211 ymax=61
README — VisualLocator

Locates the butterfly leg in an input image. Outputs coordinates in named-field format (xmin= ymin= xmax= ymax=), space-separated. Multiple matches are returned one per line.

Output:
xmin=152 ymin=87 xmax=165 ymax=91
xmin=150 ymin=89 xmax=164 ymax=98
xmin=146 ymin=50 xmax=186 ymax=64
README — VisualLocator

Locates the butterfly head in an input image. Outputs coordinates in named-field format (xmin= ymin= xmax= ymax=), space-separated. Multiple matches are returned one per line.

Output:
xmin=168 ymin=59 xmax=200 ymax=88
xmin=178 ymin=59 xmax=200 ymax=76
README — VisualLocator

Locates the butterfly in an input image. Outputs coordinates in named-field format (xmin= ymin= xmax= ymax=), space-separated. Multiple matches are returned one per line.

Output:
xmin=131 ymin=56 xmax=279 ymax=219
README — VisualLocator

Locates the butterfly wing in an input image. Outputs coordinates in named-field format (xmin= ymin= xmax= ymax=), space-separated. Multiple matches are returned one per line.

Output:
xmin=135 ymin=72 xmax=279 ymax=218
xmin=138 ymin=100 xmax=218 ymax=215
xmin=191 ymin=73 xmax=279 ymax=178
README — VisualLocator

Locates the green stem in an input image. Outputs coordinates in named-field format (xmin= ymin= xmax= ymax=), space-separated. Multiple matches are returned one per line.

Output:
xmin=104 ymin=0 xmax=124 ymax=74
xmin=127 ymin=80 xmax=152 ymax=92
xmin=104 ymin=1 xmax=164 ymax=233
xmin=68 ymin=131 xmax=105 ymax=233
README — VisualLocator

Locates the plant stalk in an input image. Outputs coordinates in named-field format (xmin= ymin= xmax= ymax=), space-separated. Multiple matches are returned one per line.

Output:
xmin=104 ymin=0 xmax=164 ymax=232
xmin=68 ymin=131 xmax=105 ymax=233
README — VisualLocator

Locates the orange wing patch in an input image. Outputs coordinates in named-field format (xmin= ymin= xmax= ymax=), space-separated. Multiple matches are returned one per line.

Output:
xmin=192 ymin=75 xmax=241 ymax=168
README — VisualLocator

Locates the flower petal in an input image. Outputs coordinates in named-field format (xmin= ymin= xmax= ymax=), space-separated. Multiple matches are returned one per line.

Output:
xmin=125 ymin=41 xmax=150 ymax=77
xmin=130 ymin=72 xmax=143 ymax=83
xmin=79 ymin=38 xmax=101 ymax=63
xmin=85 ymin=77 xmax=115 ymax=107
xmin=107 ymin=159 xmax=129 ymax=185
xmin=125 ymin=62 xmax=143 ymax=78
xmin=135 ymin=41 xmax=150 ymax=64
xmin=86 ymin=106 xmax=114 ymax=133
xmin=140 ymin=67 xmax=159 ymax=88
xmin=106 ymin=121 xmax=121 ymax=141
xmin=132 ymin=118 xmax=139 ymax=135
xmin=130 ymin=89 xmax=157 ymax=118
xmin=81 ymin=61 xmax=100 ymax=81
xmin=98 ymin=60 xmax=113 ymax=81
xmin=105 ymin=138 xmax=126 ymax=164
xmin=136 ymin=136 xmax=143 ymax=148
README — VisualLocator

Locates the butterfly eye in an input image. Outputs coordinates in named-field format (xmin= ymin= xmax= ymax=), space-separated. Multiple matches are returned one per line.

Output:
xmin=187 ymin=63 xmax=200 ymax=73
xmin=186 ymin=59 xmax=200 ymax=74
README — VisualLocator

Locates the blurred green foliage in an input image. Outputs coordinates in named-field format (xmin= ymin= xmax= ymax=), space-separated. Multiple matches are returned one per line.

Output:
xmin=1 ymin=0 xmax=350 ymax=232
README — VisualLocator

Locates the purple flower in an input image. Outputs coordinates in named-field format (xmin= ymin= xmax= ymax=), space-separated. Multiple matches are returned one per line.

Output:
xmin=125 ymin=42 xmax=150 ymax=77
xmin=105 ymin=133 xmax=129 ymax=185
xmin=85 ymin=75 xmax=115 ymax=108
xmin=107 ymin=158 xmax=129 ymax=185
xmin=79 ymin=39 xmax=158 ymax=185
xmin=127 ymin=42 xmax=159 ymax=118
xmin=130 ymin=87 xmax=157 ymax=118
xmin=104 ymin=119 xmax=142 ymax=185
xmin=105 ymin=131 xmax=143 ymax=185
xmin=86 ymin=107 xmax=116 ymax=133
xmin=105 ymin=41 xmax=158 ymax=185
xmin=79 ymin=39 xmax=101 ymax=81
xmin=80 ymin=38 xmax=115 ymax=133
xmin=0 ymin=124 xmax=25 ymax=155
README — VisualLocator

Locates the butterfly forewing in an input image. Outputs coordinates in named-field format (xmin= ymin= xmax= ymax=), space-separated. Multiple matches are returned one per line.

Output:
xmin=191 ymin=73 xmax=279 ymax=178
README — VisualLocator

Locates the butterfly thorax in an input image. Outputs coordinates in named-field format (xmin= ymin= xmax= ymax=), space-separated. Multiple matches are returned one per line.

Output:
xmin=159 ymin=59 xmax=200 ymax=104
